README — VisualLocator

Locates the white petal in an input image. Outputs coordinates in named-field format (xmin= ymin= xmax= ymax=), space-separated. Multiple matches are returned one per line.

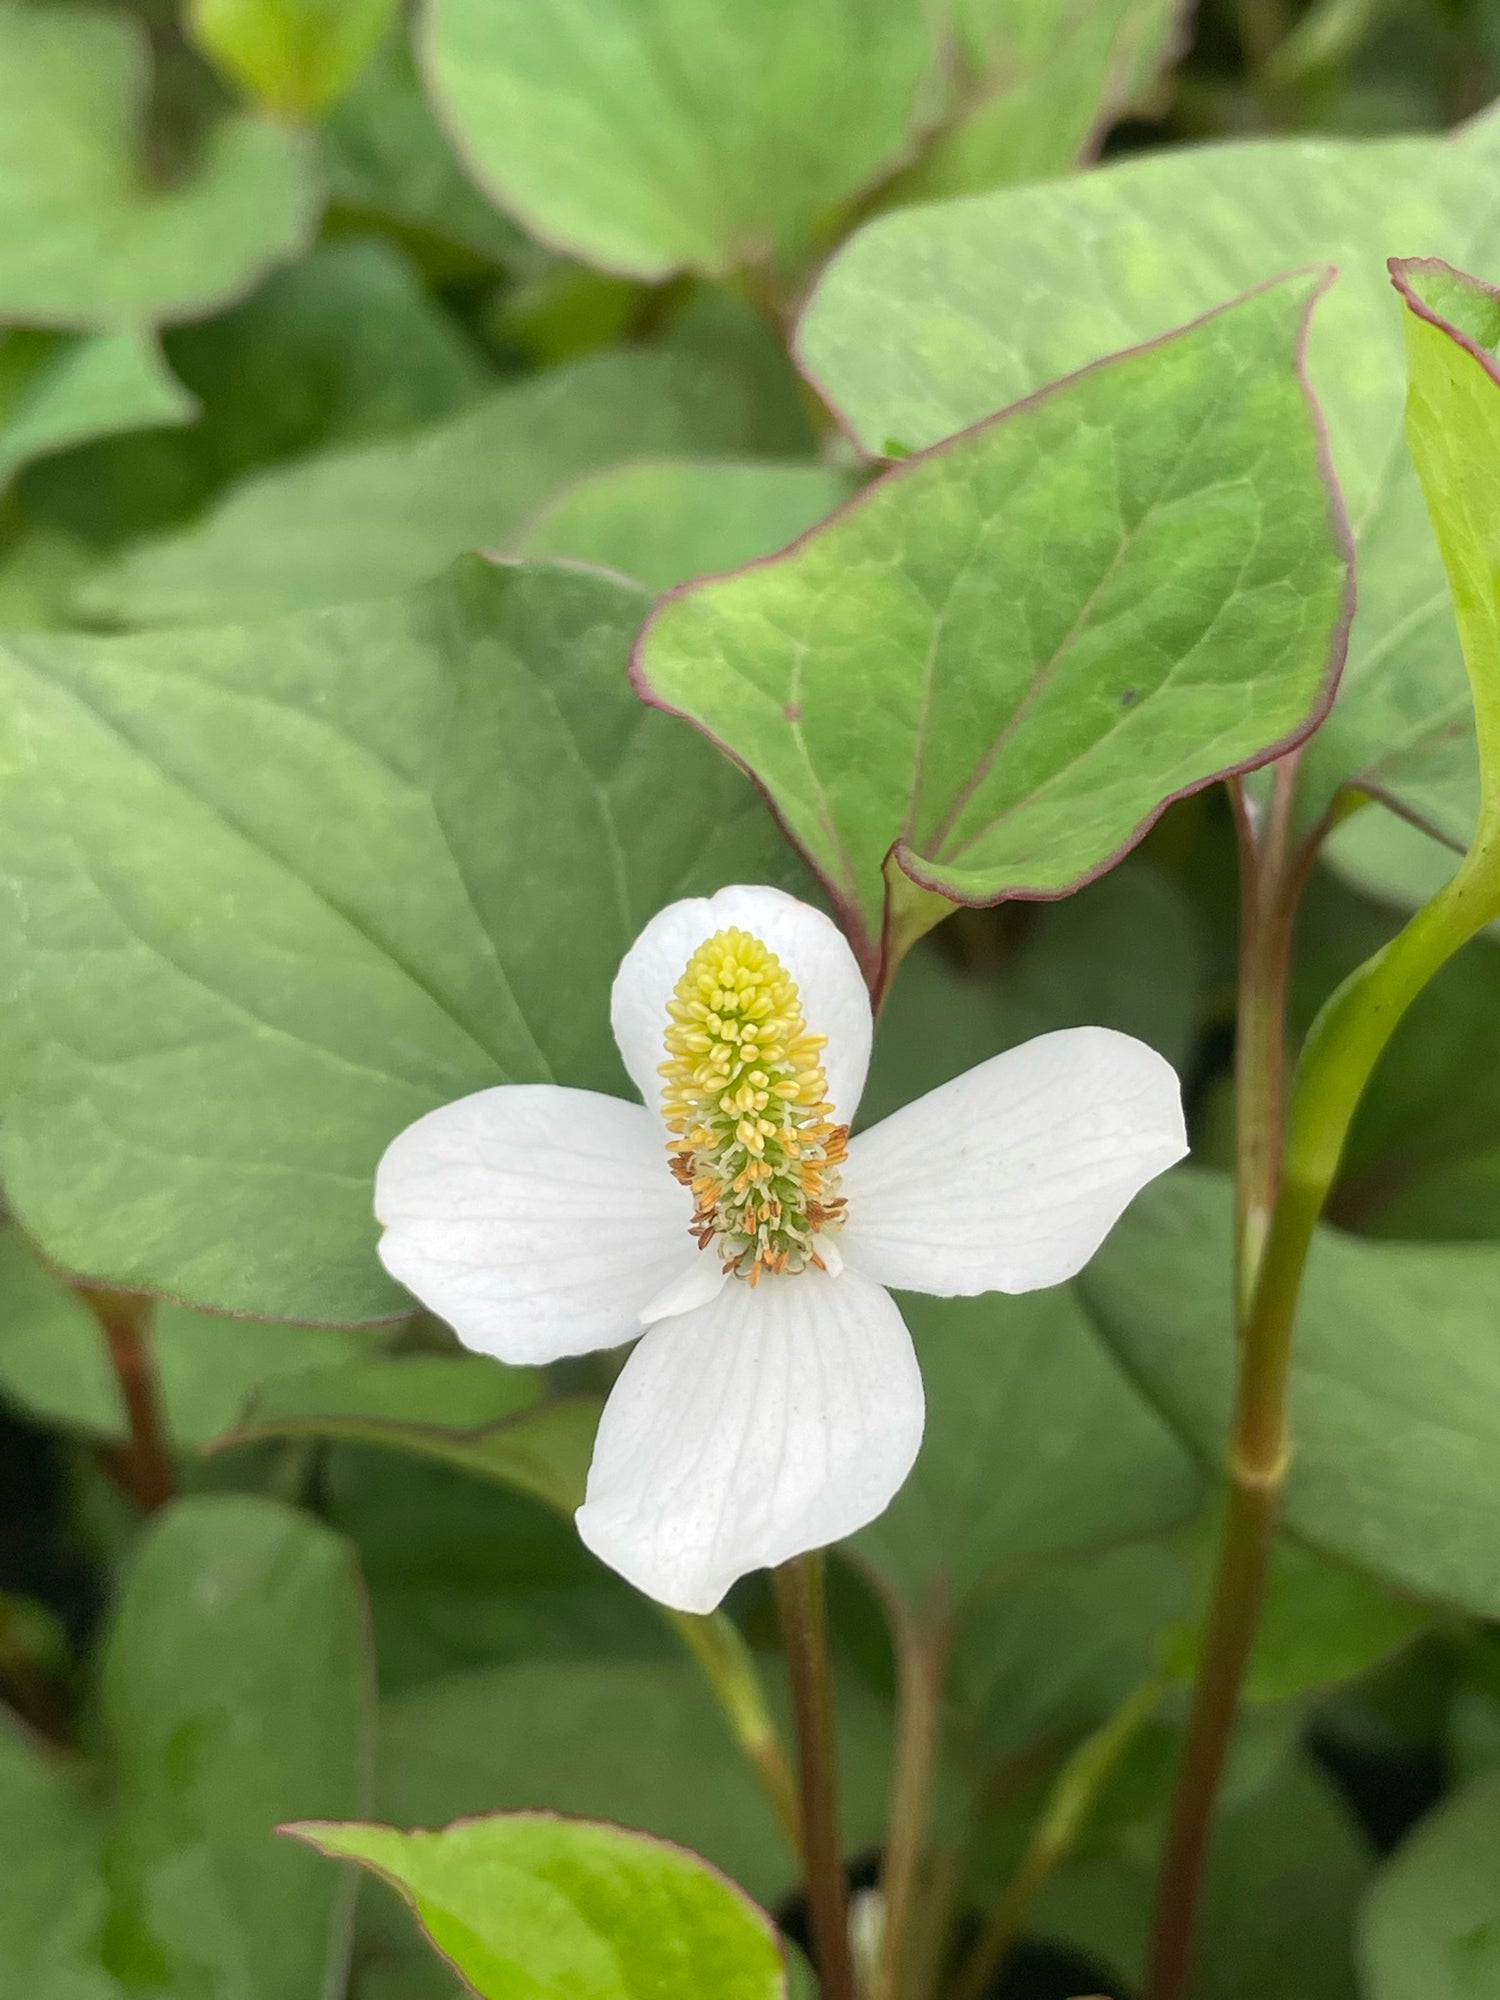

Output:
xmin=840 ymin=1028 xmax=1187 ymax=1296
xmin=638 ymin=1253 xmax=728 ymax=1327
xmin=610 ymin=885 xmax=872 ymax=1128
xmin=576 ymin=1266 xmax=924 ymax=1613
xmin=376 ymin=1085 xmax=692 ymax=1363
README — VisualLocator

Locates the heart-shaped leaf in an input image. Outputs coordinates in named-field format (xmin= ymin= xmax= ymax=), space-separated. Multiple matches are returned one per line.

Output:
xmin=417 ymin=0 xmax=935 ymax=280
xmin=0 ymin=557 xmax=797 ymax=1323
xmin=289 ymin=1812 xmax=788 ymax=1999
xmin=637 ymin=273 xmax=1351 ymax=978
xmin=798 ymin=110 xmax=1500 ymax=857
xmin=0 ymin=1 xmax=318 ymax=327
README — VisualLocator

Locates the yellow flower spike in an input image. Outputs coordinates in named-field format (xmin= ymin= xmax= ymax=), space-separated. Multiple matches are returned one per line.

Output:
xmin=661 ymin=927 xmax=848 ymax=1280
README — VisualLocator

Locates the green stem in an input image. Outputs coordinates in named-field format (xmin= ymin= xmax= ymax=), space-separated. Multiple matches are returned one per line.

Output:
xmin=1146 ymin=822 xmax=1500 ymax=2000
xmin=872 ymin=1599 xmax=949 ymax=2000
xmin=954 ymin=1675 xmax=1167 ymax=2000
xmin=666 ymin=1608 xmax=802 ymax=1855
xmin=775 ymin=1554 xmax=858 ymax=2000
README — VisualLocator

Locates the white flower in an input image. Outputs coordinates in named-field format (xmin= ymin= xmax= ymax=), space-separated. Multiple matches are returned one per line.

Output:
xmin=375 ymin=885 xmax=1186 ymax=1614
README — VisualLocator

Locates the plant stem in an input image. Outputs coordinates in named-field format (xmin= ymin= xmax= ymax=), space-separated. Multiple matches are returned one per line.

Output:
xmin=1146 ymin=823 xmax=1500 ymax=2000
xmin=666 ymin=1608 xmax=802 ymax=1855
xmin=775 ymin=1553 xmax=858 ymax=2000
xmin=83 ymin=1288 xmax=175 ymax=1513
xmin=872 ymin=1599 xmax=948 ymax=2000
xmin=955 ymin=1674 xmax=1167 ymax=2000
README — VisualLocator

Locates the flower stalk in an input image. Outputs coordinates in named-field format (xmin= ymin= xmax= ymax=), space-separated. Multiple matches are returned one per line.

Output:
xmin=84 ymin=1288 xmax=175 ymax=1514
xmin=665 ymin=1608 xmax=802 ymax=1855
xmin=775 ymin=1552 xmax=859 ymax=2000
xmin=872 ymin=1597 xmax=949 ymax=2000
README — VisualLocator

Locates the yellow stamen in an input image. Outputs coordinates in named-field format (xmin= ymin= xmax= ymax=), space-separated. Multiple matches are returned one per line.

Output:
xmin=659 ymin=927 xmax=848 ymax=1281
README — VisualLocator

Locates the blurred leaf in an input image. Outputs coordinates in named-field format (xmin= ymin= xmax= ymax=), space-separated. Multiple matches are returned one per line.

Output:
xmin=0 ymin=1720 xmax=112 ymax=1999
xmin=0 ymin=1494 xmax=373 ymax=2000
xmin=0 ymin=1226 xmax=379 ymax=1445
xmin=0 ymin=529 xmax=101 ymax=631
xmin=419 ymin=0 xmax=935 ymax=280
xmin=639 ymin=275 xmax=1349 ymax=975
xmin=1081 ymin=1170 xmax=1500 ymax=1618
xmin=854 ymin=1289 xmax=1198 ymax=1620
xmin=1322 ymin=802 xmax=1472 ymax=918
xmin=0 ymin=559 xmax=798 ymax=1322
xmin=324 ymin=1445 xmax=666 ymax=1690
xmin=1035 ymin=1753 xmax=1371 ymax=1999
xmin=797 ymin=111 xmax=1500 ymax=855
xmin=374 ymin=1654 xmax=890 ymax=1909
xmin=225 ymin=1359 xmax=599 ymax=1515
xmin=1360 ymin=1771 xmax=1500 ymax=2000
xmin=0 ymin=1 xmax=318 ymax=327
xmin=1334 ymin=932 xmax=1500 ymax=1240
xmin=320 ymin=32 xmax=527 ymax=266
xmin=950 ymin=1540 xmax=1188 ymax=1766
xmin=1237 ymin=1540 xmax=1429 ymax=1705
xmin=189 ymin=0 xmax=399 ymax=118
xmin=516 ymin=459 xmax=852 ymax=592
xmin=81 ymin=350 xmax=760 ymax=624
xmin=27 ymin=238 xmax=491 ymax=548
xmin=894 ymin=0 xmax=1183 ymax=202
xmin=98 ymin=1496 xmax=372 ymax=1997
xmin=858 ymin=860 xmax=1204 ymax=1127
xmin=0 ymin=330 xmax=192 ymax=491
xmin=291 ymin=1813 xmax=787 ymax=2000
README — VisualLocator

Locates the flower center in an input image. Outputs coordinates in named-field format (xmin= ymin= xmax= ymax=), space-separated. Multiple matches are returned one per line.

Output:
xmin=659 ymin=927 xmax=848 ymax=1283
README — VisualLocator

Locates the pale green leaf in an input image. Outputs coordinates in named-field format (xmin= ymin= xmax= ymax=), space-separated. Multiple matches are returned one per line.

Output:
xmin=1080 ymin=1170 xmax=1500 ymax=1617
xmin=189 ymin=0 xmax=398 ymax=118
xmin=290 ymin=1813 xmax=787 ymax=2000
xmin=0 ymin=330 xmax=192 ymax=490
xmin=0 ymin=1 xmax=319 ymax=327
xmin=798 ymin=110 xmax=1500 ymax=850
xmin=1360 ymin=1772 xmax=1500 ymax=2000
xmin=80 ymin=350 xmax=760 ymax=625
xmin=892 ymin=0 xmax=1183 ymax=203
xmin=418 ymin=0 xmax=936 ymax=279
xmin=514 ymin=459 xmax=853 ymax=592
xmin=0 ymin=558 xmax=797 ymax=1322
xmin=639 ymin=274 xmax=1349 ymax=973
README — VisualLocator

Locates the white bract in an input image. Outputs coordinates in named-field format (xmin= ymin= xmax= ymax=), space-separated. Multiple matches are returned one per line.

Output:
xmin=376 ymin=885 xmax=1187 ymax=1614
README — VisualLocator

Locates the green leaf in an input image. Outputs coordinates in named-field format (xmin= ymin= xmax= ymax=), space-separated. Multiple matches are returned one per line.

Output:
xmin=515 ymin=459 xmax=853 ymax=593
xmin=1234 ymin=1538 xmax=1429 ymax=1707
xmin=0 ymin=1495 xmax=373 ymax=2000
xmin=1334 ymin=931 xmax=1500 ymax=1241
xmin=99 ymin=1496 xmax=373 ymax=1998
xmin=857 ymin=859 xmax=1205 ymax=1127
xmin=27 ymin=238 xmax=491 ymax=549
xmin=0 ymin=330 xmax=193 ymax=490
xmin=1360 ymin=1771 xmax=1500 ymax=2000
xmin=0 ymin=1 xmax=319 ymax=327
xmin=798 ymin=111 xmax=1500 ymax=853
xmin=0 ymin=557 xmax=798 ymax=1323
xmin=80 ymin=350 xmax=761 ymax=625
xmin=0 ymin=1226 xmax=381 ymax=1445
xmin=853 ymin=1287 xmax=1199 ymax=1619
xmin=0 ymin=1719 xmax=113 ymax=1999
xmin=324 ymin=1445 xmax=664 ymax=1690
xmin=1080 ymin=1170 xmax=1500 ymax=1618
xmin=1322 ymin=802 xmax=1473 ymax=919
xmin=418 ymin=0 xmax=935 ymax=280
xmin=373 ymin=1655 xmax=889 ymax=1909
xmin=224 ymin=1361 xmax=599 ymax=1515
xmin=1393 ymin=256 xmax=1500 ymax=787
xmin=0 ymin=529 xmax=100 ymax=632
xmin=1036 ymin=1752 xmax=1371 ymax=2000
xmin=189 ymin=0 xmax=398 ymax=118
xmin=639 ymin=274 xmax=1350 ymax=975
xmin=319 ymin=33 xmax=526 ymax=267
xmin=892 ymin=0 xmax=1182 ymax=203
xmin=290 ymin=1813 xmax=788 ymax=2000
